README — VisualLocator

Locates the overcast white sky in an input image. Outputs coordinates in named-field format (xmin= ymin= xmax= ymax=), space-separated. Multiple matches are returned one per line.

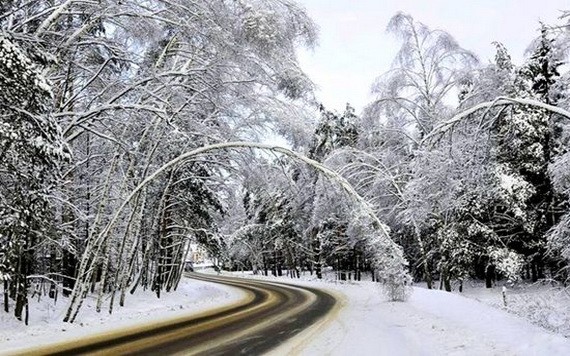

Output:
xmin=298 ymin=0 xmax=569 ymax=113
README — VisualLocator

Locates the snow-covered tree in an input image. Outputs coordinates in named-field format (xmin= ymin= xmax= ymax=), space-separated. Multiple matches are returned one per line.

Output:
xmin=0 ymin=34 xmax=70 ymax=321
xmin=366 ymin=12 xmax=478 ymax=141
xmin=310 ymin=104 xmax=359 ymax=160
xmin=355 ymin=14 xmax=479 ymax=290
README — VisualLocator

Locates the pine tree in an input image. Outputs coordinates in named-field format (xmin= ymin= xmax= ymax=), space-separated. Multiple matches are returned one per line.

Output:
xmin=0 ymin=34 xmax=70 ymax=321
xmin=489 ymin=27 xmax=563 ymax=281
xmin=307 ymin=104 xmax=361 ymax=279
xmin=524 ymin=25 xmax=562 ymax=104
xmin=309 ymin=104 xmax=359 ymax=161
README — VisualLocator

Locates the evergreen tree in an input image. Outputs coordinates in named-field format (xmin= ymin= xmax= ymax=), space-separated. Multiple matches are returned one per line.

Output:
xmin=307 ymin=104 xmax=361 ymax=279
xmin=493 ymin=27 xmax=563 ymax=281
xmin=524 ymin=25 xmax=562 ymax=104
xmin=309 ymin=104 xmax=359 ymax=161
xmin=0 ymin=34 xmax=70 ymax=321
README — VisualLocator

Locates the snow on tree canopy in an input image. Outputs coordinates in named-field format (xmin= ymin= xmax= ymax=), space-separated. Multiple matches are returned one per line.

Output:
xmin=0 ymin=35 xmax=70 ymax=162
xmin=0 ymin=33 xmax=69 ymax=321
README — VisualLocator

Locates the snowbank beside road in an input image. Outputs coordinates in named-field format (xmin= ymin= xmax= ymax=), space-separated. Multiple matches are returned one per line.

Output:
xmin=0 ymin=277 xmax=244 ymax=354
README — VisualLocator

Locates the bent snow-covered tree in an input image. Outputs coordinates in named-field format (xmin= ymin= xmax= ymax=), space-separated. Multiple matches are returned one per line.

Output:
xmin=65 ymin=141 xmax=411 ymax=322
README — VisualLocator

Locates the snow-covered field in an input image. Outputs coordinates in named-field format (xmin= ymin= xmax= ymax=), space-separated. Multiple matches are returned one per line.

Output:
xmin=0 ymin=277 xmax=244 ymax=354
xmin=1 ymin=270 xmax=569 ymax=356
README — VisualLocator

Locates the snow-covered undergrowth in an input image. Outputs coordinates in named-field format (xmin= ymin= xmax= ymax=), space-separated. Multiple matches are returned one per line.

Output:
xmin=0 ymin=277 xmax=244 ymax=353
xmin=221 ymin=270 xmax=570 ymax=355
xmin=458 ymin=280 xmax=570 ymax=338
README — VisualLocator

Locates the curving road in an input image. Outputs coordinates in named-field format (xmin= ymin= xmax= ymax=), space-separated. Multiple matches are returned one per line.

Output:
xmin=15 ymin=273 xmax=337 ymax=355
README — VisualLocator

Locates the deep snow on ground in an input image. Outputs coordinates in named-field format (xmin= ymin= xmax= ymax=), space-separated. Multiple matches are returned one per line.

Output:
xmin=0 ymin=277 xmax=244 ymax=354
xmin=221 ymin=270 xmax=570 ymax=356
xmin=458 ymin=280 xmax=570 ymax=338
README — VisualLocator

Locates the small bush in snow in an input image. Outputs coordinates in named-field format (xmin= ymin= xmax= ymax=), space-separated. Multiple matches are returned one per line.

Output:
xmin=378 ymin=269 xmax=413 ymax=301
xmin=488 ymin=247 xmax=524 ymax=283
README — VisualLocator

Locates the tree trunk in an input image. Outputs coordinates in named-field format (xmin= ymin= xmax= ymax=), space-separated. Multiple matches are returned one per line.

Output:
xmin=531 ymin=262 xmax=538 ymax=282
xmin=311 ymin=228 xmax=322 ymax=279
xmin=61 ymin=249 xmax=77 ymax=297
xmin=276 ymin=250 xmax=283 ymax=277
xmin=14 ymin=276 xmax=27 ymax=321
xmin=355 ymin=250 xmax=361 ymax=281
xmin=413 ymin=221 xmax=432 ymax=289
xmin=485 ymin=264 xmax=495 ymax=288
xmin=444 ymin=275 xmax=451 ymax=292
xmin=4 ymin=280 xmax=9 ymax=313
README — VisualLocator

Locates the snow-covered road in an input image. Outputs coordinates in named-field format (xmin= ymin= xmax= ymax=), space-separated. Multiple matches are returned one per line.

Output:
xmin=3 ymin=273 xmax=335 ymax=355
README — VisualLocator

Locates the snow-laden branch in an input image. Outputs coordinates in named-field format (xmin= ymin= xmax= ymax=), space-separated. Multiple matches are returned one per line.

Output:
xmin=422 ymin=97 xmax=570 ymax=145
xmin=35 ymin=0 xmax=75 ymax=36
xmin=328 ymin=148 xmax=406 ymax=200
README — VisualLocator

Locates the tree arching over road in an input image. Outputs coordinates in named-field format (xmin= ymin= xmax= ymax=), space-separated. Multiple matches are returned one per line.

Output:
xmin=64 ymin=141 xmax=411 ymax=322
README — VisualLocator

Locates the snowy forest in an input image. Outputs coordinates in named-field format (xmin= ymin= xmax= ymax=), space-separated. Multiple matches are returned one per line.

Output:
xmin=2 ymin=0 xmax=570 ymax=325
